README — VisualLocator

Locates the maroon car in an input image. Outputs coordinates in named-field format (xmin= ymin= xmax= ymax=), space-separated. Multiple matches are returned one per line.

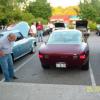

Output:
xmin=38 ymin=29 xmax=89 ymax=70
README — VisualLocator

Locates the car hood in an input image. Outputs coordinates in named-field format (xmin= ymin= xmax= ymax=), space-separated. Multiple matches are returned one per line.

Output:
xmin=7 ymin=21 xmax=30 ymax=38
xmin=39 ymin=43 xmax=87 ymax=54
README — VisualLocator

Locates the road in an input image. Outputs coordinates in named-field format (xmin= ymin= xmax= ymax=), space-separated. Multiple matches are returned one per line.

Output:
xmin=0 ymin=32 xmax=100 ymax=86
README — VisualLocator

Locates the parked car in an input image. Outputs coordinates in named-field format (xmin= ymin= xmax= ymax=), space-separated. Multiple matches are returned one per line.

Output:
xmin=96 ymin=24 xmax=100 ymax=36
xmin=53 ymin=22 xmax=66 ymax=30
xmin=0 ymin=21 xmax=36 ymax=61
xmin=76 ymin=20 xmax=90 ymax=42
xmin=43 ymin=25 xmax=51 ymax=36
xmin=76 ymin=20 xmax=89 ymax=35
xmin=38 ymin=29 xmax=89 ymax=70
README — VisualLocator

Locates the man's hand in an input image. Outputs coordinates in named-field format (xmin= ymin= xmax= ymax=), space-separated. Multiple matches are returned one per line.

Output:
xmin=0 ymin=51 xmax=5 ymax=56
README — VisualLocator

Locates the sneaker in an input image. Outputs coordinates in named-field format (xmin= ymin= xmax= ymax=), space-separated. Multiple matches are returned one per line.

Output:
xmin=13 ymin=76 xmax=18 ymax=79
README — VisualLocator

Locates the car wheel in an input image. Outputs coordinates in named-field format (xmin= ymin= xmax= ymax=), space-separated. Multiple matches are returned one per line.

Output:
xmin=30 ymin=44 xmax=36 ymax=54
xmin=97 ymin=32 xmax=100 ymax=36
xmin=81 ymin=61 xmax=89 ymax=70
xmin=34 ymin=42 xmax=37 ymax=46
xmin=42 ymin=64 xmax=50 ymax=69
xmin=98 ymin=32 xmax=100 ymax=36
xmin=0 ymin=67 xmax=2 ymax=73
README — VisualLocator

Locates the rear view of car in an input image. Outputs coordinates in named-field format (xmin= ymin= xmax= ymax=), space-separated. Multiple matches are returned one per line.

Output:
xmin=54 ymin=22 xmax=66 ymax=30
xmin=76 ymin=20 xmax=89 ymax=42
xmin=38 ymin=29 xmax=89 ymax=70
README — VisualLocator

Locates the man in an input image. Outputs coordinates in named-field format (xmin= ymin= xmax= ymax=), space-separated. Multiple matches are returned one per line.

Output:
xmin=29 ymin=22 xmax=37 ymax=37
xmin=0 ymin=33 xmax=18 ymax=82
xmin=48 ymin=22 xmax=54 ymax=33
xmin=36 ymin=21 xmax=43 ymax=42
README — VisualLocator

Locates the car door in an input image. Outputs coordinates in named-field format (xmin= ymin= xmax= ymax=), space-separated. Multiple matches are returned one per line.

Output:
xmin=13 ymin=32 xmax=29 ymax=60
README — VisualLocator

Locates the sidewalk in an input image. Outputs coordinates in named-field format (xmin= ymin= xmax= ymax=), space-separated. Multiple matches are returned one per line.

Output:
xmin=0 ymin=82 xmax=100 ymax=100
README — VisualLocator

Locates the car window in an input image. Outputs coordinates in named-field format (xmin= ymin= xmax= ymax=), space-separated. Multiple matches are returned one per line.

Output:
xmin=0 ymin=34 xmax=4 ymax=38
xmin=47 ymin=31 xmax=82 ymax=44
xmin=76 ymin=20 xmax=88 ymax=28
xmin=15 ymin=32 xmax=24 ymax=41
xmin=54 ymin=23 xmax=65 ymax=28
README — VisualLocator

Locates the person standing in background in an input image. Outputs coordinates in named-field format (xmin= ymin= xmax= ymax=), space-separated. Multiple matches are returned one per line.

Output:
xmin=36 ymin=21 xmax=44 ymax=42
xmin=29 ymin=22 xmax=37 ymax=37
xmin=0 ymin=33 xmax=18 ymax=82
xmin=48 ymin=22 xmax=54 ymax=33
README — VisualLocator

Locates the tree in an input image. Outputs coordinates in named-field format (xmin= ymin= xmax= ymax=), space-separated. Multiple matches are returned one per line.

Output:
xmin=26 ymin=0 xmax=52 ymax=20
xmin=52 ymin=6 xmax=79 ymax=16
xmin=0 ymin=0 xmax=14 ymax=25
xmin=0 ymin=0 xmax=33 ymax=25
xmin=0 ymin=0 xmax=51 ymax=25
xmin=79 ymin=0 xmax=100 ymax=23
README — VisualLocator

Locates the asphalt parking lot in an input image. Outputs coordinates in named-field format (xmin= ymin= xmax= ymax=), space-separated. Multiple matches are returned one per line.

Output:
xmin=0 ymin=32 xmax=100 ymax=86
xmin=1 ymin=32 xmax=100 ymax=100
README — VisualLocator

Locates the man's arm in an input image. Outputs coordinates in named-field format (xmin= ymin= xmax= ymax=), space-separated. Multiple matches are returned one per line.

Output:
xmin=0 ymin=50 xmax=4 ymax=56
xmin=0 ymin=42 xmax=5 ymax=56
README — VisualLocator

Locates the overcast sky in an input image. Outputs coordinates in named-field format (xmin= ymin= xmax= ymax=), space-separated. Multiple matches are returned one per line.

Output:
xmin=48 ymin=0 xmax=80 ymax=7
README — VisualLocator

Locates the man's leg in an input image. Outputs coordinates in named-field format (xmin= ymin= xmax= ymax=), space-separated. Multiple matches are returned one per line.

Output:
xmin=40 ymin=30 xmax=43 ymax=42
xmin=7 ymin=54 xmax=14 ymax=79
xmin=0 ymin=55 xmax=11 ymax=81
xmin=38 ymin=31 xmax=41 ymax=42
xmin=37 ymin=31 xmax=39 ymax=42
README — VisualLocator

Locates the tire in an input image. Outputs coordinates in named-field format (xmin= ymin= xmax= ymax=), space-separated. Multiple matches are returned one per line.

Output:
xmin=30 ymin=44 xmax=36 ymax=54
xmin=42 ymin=64 xmax=50 ymax=69
xmin=97 ymin=32 xmax=100 ymax=36
xmin=81 ymin=61 xmax=89 ymax=71
xmin=34 ymin=42 xmax=37 ymax=46
xmin=98 ymin=32 xmax=100 ymax=36
xmin=0 ymin=67 xmax=2 ymax=73
xmin=30 ymin=47 xmax=36 ymax=54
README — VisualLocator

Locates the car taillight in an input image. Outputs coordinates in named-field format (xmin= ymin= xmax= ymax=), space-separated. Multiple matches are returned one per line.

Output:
xmin=80 ymin=53 xmax=86 ymax=60
xmin=38 ymin=54 xmax=43 ymax=58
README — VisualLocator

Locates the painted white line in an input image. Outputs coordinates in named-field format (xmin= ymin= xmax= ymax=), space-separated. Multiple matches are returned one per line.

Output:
xmin=0 ymin=55 xmax=34 ymax=82
xmin=89 ymin=62 xmax=96 ymax=86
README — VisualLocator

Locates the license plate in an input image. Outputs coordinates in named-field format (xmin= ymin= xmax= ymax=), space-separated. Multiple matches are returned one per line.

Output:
xmin=56 ymin=62 xmax=66 ymax=68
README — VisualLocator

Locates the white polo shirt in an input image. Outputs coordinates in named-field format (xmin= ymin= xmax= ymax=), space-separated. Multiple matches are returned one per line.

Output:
xmin=31 ymin=24 xmax=37 ymax=34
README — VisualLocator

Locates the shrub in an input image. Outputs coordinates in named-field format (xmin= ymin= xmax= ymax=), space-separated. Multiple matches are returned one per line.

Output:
xmin=21 ymin=12 xmax=34 ymax=25
xmin=95 ymin=17 xmax=100 ymax=24
xmin=68 ymin=24 xmax=75 ymax=29
xmin=88 ymin=21 xmax=97 ymax=30
xmin=32 ymin=17 xmax=48 ymax=25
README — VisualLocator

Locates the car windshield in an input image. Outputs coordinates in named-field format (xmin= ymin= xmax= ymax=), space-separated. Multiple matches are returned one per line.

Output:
xmin=54 ymin=23 xmax=65 ymax=28
xmin=47 ymin=30 xmax=82 ymax=44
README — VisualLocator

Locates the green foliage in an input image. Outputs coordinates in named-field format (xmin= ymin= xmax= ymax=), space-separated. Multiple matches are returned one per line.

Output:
xmin=21 ymin=12 xmax=34 ymax=25
xmin=0 ymin=0 xmax=50 ymax=25
xmin=32 ymin=17 xmax=48 ymax=24
xmin=79 ymin=0 xmax=100 ymax=23
xmin=95 ymin=17 xmax=100 ymax=24
xmin=68 ymin=23 xmax=74 ymax=29
xmin=88 ymin=21 xmax=97 ymax=30
xmin=26 ymin=0 xmax=52 ymax=20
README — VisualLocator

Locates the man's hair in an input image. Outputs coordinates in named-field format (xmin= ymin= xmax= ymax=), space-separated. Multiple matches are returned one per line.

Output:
xmin=8 ymin=33 xmax=16 ymax=37
xmin=7 ymin=33 xmax=17 ymax=41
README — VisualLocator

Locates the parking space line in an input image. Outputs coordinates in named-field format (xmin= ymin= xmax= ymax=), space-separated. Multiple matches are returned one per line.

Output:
xmin=0 ymin=55 xmax=34 ymax=82
xmin=89 ymin=63 xmax=96 ymax=86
